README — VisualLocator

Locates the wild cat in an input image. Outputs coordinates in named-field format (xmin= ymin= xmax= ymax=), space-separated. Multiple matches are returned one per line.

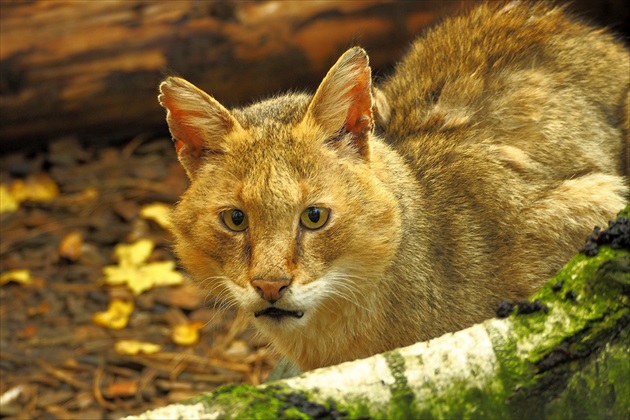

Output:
xmin=158 ymin=2 xmax=629 ymax=371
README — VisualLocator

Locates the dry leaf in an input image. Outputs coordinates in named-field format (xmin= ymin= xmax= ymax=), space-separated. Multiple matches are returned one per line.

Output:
xmin=103 ymin=239 xmax=183 ymax=295
xmin=92 ymin=299 xmax=134 ymax=330
xmin=0 ymin=269 xmax=33 ymax=286
xmin=140 ymin=202 xmax=173 ymax=231
xmin=59 ymin=187 xmax=99 ymax=207
xmin=171 ymin=321 xmax=204 ymax=346
xmin=17 ymin=325 xmax=38 ymax=339
xmin=0 ymin=184 xmax=19 ymax=214
xmin=58 ymin=231 xmax=84 ymax=261
xmin=26 ymin=301 xmax=50 ymax=317
xmin=1 ymin=174 xmax=60 ymax=213
xmin=104 ymin=379 xmax=139 ymax=397
xmin=114 ymin=340 xmax=162 ymax=355
xmin=8 ymin=173 xmax=59 ymax=203
xmin=113 ymin=239 xmax=154 ymax=267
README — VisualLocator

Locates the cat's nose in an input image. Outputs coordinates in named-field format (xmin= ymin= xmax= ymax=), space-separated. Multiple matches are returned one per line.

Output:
xmin=251 ymin=277 xmax=292 ymax=304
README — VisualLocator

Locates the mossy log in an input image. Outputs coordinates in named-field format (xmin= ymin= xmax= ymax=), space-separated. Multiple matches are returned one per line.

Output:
xmin=127 ymin=205 xmax=630 ymax=419
xmin=0 ymin=0 xmax=462 ymax=150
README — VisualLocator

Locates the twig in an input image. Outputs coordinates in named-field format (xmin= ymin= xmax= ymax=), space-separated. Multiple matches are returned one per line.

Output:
xmin=36 ymin=360 xmax=90 ymax=391
xmin=93 ymin=361 xmax=118 ymax=411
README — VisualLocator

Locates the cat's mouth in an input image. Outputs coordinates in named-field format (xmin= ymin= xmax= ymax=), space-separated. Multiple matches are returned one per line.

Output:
xmin=254 ymin=307 xmax=304 ymax=321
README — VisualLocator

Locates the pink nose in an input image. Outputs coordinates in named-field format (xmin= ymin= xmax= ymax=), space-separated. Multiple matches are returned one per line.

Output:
xmin=251 ymin=278 xmax=291 ymax=303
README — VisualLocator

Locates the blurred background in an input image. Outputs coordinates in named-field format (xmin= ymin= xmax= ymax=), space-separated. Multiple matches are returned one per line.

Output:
xmin=2 ymin=0 xmax=628 ymax=151
xmin=1 ymin=1 xmax=629 ymax=418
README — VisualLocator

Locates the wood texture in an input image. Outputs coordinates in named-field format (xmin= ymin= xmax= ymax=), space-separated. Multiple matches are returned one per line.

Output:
xmin=0 ymin=0 xmax=462 ymax=149
xmin=1 ymin=0 xmax=627 ymax=150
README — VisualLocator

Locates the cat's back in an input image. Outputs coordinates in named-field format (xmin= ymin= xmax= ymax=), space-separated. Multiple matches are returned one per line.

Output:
xmin=382 ymin=1 xmax=629 ymax=179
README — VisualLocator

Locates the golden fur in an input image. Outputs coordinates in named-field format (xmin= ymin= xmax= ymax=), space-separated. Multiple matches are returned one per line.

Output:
xmin=159 ymin=2 xmax=629 ymax=371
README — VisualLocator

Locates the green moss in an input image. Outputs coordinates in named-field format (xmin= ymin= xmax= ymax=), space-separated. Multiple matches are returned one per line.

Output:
xmin=488 ymin=206 xmax=630 ymax=417
xmin=617 ymin=204 xmax=630 ymax=218
xmin=507 ymin=243 xmax=630 ymax=366
xmin=185 ymin=384 xmax=347 ymax=419
xmin=332 ymin=399 xmax=374 ymax=419
xmin=383 ymin=350 xmax=419 ymax=419
xmin=486 ymin=323 xmax=534 ymax=414
xmin=186 ymin=384 xmax=284 ymax=419
xmin=281 ymin=407 xmax=311 ymax=419
xmin=544 ymin=328 xmax=630 ymax=418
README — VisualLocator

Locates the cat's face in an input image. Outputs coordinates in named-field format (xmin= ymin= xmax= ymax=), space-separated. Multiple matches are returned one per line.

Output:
xmin=172 ymin=101 xmax=401 ymax=334
xmin=160 ymin=48 xmax=401 ymax=341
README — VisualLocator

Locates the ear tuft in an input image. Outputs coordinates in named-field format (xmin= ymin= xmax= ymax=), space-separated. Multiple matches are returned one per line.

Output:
xmin=158 ymin=77 xmax=239 ymax=177
xmin=306 ymin=47 xmax=375 ymax=158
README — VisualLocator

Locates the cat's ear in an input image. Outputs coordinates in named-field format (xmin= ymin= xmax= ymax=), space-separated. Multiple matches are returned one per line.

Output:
xmin=306 ymin=47 xmax=374 ymax=159
xmin=158 ymin=77 xmax=240 ymax=177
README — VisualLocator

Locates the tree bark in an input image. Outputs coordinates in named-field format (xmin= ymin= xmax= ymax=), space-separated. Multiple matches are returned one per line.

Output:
xmin=126 ymin=205 xmax=630 ymax=419
xmin=0 ymin=0 xmax=463 ymax=150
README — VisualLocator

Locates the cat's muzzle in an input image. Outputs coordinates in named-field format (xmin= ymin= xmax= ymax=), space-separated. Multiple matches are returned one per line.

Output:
xmin=254 ymin=307 xmax=304 ymax=320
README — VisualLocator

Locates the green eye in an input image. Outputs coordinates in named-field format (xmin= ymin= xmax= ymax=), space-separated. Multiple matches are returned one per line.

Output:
xmin=222 ymin=209 xmax=248 ymax=231
xmin=300 ymin=207 xmax=330 ymax=230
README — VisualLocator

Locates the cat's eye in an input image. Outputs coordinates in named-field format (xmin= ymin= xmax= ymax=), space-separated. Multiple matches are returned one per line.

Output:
xmin=222 ymin=209 xmax=249 ymax=231
xmin=300 ymin=207 xmax=330 ymax=230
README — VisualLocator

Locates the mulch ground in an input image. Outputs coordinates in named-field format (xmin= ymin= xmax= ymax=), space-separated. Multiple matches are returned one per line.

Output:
xmin=0 ymin=137 xmax=278 ymax=419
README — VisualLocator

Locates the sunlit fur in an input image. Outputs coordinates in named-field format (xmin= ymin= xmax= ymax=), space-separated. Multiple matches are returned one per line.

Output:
xmin=159 ymin=2 xmax=629 ymax=371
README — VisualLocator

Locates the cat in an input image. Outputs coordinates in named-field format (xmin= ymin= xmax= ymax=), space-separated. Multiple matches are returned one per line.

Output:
xmin=158 ymin=1 xmax=629 ymax=371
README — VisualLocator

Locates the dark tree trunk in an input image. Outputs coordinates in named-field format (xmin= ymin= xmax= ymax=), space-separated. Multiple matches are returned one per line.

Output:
xmin=0 ymin=0 xmax=464 ymax=150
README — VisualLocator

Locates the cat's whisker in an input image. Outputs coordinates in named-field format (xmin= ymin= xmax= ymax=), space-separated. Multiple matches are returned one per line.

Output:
xmin=193 ymin=275 xmax=241 ymax=326
xmin=325 ymin=287 xmax=372 ymax=314
xmin=321 ymin=273 xmax=373 ymax=313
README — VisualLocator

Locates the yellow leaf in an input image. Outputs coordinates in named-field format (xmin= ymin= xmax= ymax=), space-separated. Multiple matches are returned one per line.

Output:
xmin=103 ymin=239 xmax=183 ymax=295
xmin=0 ymin=184 xmax=19 ymax=214
xmin=123 ymin=271 xmax=155 ymax=295
xmin=140 ymin=202 xmax=173 ymax=231
xmin=114 ymin=340 xmax=162 ymax=355
xmin=114 ymin=239 xmax=154 ymax=267
xmin=171 ymin=321 xmax=204 ymax=346
xmin=103 ymin=265 xmax=137 ymax=286
xmin=0 ymin=269 xmax=33 ymax=286
xmin=9 ymin=173 xmax=59 ymax=203
xmin=92 ymin=299 xmax=134 ymax=330
xmin=141 ymin=260 xmax=183 ymax=285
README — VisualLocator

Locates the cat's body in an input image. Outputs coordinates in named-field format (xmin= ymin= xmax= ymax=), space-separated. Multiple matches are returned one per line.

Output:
xmin=159 ymin=2 xmax=629 ymax=371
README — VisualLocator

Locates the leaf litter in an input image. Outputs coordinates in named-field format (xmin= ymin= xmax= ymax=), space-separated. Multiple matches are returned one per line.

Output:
xmin=0 ymin=137 xmax=277 ymax=419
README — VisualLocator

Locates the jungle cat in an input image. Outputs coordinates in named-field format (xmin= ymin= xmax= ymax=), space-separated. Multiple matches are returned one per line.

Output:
xmin=158 ymin=1 xmax=629 ymax=371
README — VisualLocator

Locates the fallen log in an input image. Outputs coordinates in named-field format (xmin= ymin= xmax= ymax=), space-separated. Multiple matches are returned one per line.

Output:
xmin=0 ymin=0 xmax=463 ymax=150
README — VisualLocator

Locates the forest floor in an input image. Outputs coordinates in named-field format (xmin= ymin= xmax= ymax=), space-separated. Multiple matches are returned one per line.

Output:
xmin=0 ymin=137 xmax=277 ymax=419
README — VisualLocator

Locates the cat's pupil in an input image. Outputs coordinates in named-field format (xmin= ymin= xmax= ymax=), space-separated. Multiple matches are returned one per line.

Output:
xmin=307 ymin=207 xmax=320 ymax=223
xmin=231 ymin=210 xmax=245 ymax=225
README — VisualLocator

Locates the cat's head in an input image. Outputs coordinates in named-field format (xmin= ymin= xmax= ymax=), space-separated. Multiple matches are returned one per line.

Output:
xmin=158 ymin=48 xmax=401 ymax=342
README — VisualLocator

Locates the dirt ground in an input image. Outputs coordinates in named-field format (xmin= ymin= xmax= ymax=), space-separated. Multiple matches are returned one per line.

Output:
xmin=0 ymin=136 xmax=278 ymax=419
